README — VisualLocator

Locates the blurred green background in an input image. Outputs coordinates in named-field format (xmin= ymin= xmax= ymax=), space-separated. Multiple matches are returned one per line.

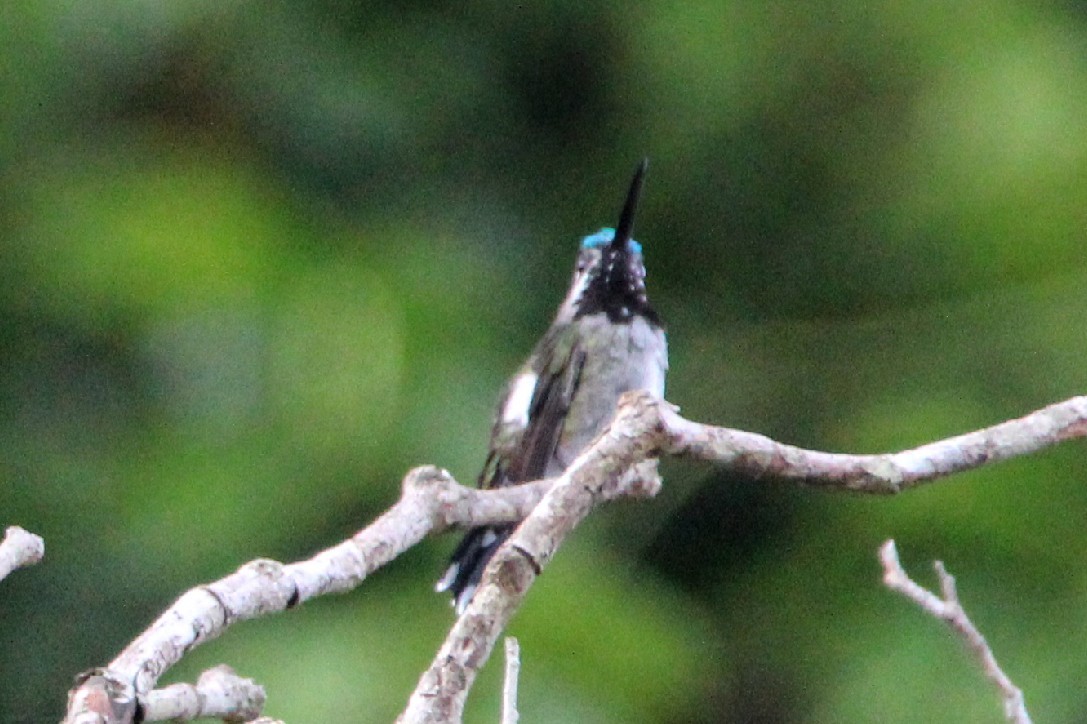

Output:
xmin=3 ymin=1 xmax=1087 ymax=721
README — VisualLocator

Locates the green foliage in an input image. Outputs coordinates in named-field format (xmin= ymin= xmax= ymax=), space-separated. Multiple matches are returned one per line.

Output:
xmin=2 ymin=1 xmax=1087 ymax=721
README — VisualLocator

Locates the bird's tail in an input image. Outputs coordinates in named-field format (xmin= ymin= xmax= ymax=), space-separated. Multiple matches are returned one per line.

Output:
xmin=435 ymin=524 xmax=514 ymax=614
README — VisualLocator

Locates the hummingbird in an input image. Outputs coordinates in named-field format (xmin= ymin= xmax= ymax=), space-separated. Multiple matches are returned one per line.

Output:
xmin=436 ymin=159 xmax=668 ymax=614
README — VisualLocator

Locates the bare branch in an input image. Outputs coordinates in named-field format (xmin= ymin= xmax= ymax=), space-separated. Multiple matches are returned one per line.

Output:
xmin=67 ymin=392 xmax=1087 ymax=721
xmin=65 ymin=672 xmax=136 ymax=724
xmin=399 ymin=393 xmax=665 ymax=722
xmin=141 ymin=665 xmax=265 ymax=722
xmin=0 ymin=526 xmax=44 ymax=582
xmin=502 ymin=637 xmax=520 ymax=724
xmin=402 ymin=392 xmax=1086 ymax=720
xmin=879 ymin=540 xmax=1031 ymax=724
xmin=61 ymin=467 xmax=554 ymax=723
xmin=662 ymin=394 xmax=1087 ymax=493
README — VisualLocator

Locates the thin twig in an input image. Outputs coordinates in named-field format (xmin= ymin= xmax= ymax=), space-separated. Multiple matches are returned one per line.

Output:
xmin=502 ymin=637 xmax=520 ymax=724
xmin=879 ymin=540 xmax=1031 ymax=724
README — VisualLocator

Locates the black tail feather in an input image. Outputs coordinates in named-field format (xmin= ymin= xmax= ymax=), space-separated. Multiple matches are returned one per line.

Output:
xmin=436 ymin=525 xmax=514 ymax=614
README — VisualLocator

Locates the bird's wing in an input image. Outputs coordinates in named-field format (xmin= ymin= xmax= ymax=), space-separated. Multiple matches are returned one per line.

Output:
xmin=501 ymin=330 xmax=585 ymax=486
xmin=440 ymin=332 xmax=585 ymax=611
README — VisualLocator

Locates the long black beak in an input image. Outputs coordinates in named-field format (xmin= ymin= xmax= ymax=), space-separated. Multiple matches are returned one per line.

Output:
xmin=611 ymin=158 xmax=648 ymax=252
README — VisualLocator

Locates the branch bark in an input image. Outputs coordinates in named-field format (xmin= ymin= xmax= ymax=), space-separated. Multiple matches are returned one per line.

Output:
xmin=399 ymin=392 xmax=1087 ymax=721
xmin=398 ymin=393 xmax=665 ymax=722
xmin=60 ymin=467 xmax=552 ymax=723
xmin=661 ymin=394 xmax=1087 ymax=493
xmin=880 ymin=540 xmax=1031 ymax=724
xmin=0 ymin=526 xmax=44 ymax=582
xmin=63 ymin=393 xmax=1087 ymax=722
xmin=502 ymin=638 xmax=520 ymax=724
xmin=142 ymin=665 xmax=265 ymax=722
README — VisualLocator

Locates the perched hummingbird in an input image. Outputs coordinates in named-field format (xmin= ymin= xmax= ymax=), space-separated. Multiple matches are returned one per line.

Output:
xmin=436 ymin=159 xmax=668 ymax=613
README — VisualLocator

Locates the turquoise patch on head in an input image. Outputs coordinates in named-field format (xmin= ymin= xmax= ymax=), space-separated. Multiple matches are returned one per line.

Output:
xmin=579 ymin=228 xmax=642 ymax=254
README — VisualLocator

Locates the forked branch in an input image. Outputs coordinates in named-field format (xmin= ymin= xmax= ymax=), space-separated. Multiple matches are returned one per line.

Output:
xmin=880 ymin=540 xmax=1031 ymax=724
xmin=399 ymin=392 xmax=1086 ymax=721
xmin=61 ymin=393 xmax=1087 ymax=722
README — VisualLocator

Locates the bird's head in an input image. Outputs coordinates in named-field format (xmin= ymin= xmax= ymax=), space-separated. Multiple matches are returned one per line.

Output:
xmin=555 ymin=159 xmax=659 ymax=326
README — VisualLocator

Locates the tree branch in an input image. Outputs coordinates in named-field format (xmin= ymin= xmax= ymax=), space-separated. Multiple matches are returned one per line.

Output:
xmin=879 ymin=540 xmax=1031 ymax=724
xmin=0 ymin=526 xmax=44 ymax=583
xmin=398 ymin=393 xmax=664 ymax=723
xmin=64 ymin=392 xmax=1087 ymax=721
xmin=502 ymin=637 xmax=520 ymax=724
xmin=141 ymin=665 xmax=265 ymax=722
xmin=60 ymin=467 xmax=553 ymax=723
xmin=661 ymin=394 xmax=1087 ymax=493
xmin=399 ymin=392 xmax=1087 ymax=721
